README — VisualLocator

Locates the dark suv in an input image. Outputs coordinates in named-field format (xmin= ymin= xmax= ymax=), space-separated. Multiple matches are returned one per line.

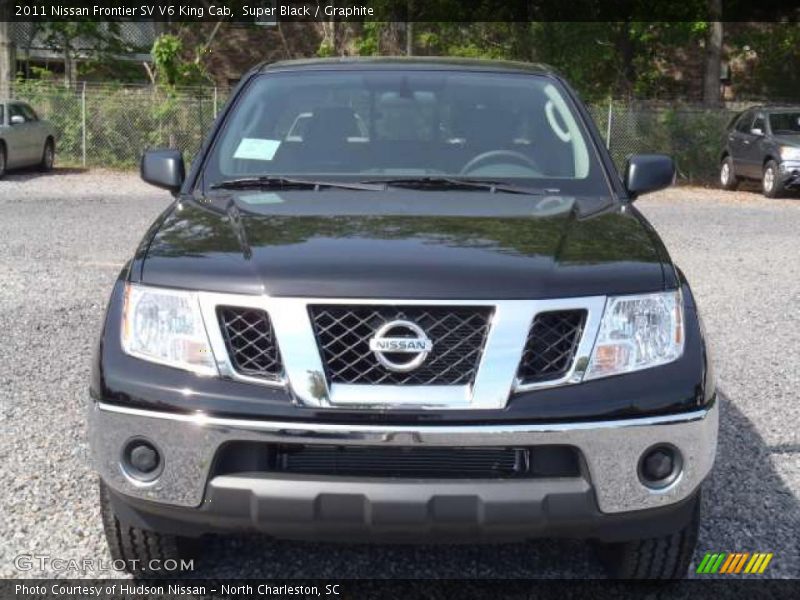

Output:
xmin=720 ymin=105 xmax=800 ymax=197
xmin=89 ymin=58 xmax=717 ymax=579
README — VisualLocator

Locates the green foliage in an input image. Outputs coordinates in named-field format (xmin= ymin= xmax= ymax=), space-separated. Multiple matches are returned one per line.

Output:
xmin=355 ymin=22 xmax=384 ymax=56
xmin=151 ymin=34 xmax=210 ymax=88
xmin=317 ymin=39 xmax=336 ymax=58
xmin=152 ymin=34 xmax=184 ymax=87
xmin=727 ymin=23 xmax=800 ymax=100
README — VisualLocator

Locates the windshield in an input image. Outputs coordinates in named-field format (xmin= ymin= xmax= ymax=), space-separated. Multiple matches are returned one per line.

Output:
xmin=203 ymin=70 xmax=608 ymax=195
xmin=769 ymin=112 xmax=800 ymax=135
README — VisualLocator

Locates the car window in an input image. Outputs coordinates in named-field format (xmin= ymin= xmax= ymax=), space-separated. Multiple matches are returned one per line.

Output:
xmin=205 ymin=70 xmax=606 ymax=194
xmin=0 ymin=104 xmax=4 ymax=125
xmin=8 ymin=104 xmax=25 ymax=122
xmin=734 ymin=111 xmax=753 ymax=133
xmin=752 ymin=114 xmax=766 ymax=133
xmin=769 ymin=112 xmax=800 ymax=135
xmin=19 ymin=104 xmax=38 ymax=121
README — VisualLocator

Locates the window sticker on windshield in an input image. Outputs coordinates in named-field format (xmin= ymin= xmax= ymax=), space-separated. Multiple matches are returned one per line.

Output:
xmin=233 ymin=138 xmax=281 ymax=161
xmin=238 ymin=192 xmax=284 ymax=205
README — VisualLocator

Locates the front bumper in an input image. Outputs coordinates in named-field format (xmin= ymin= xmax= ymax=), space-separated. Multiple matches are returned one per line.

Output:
xmin=779 ymin=160 xmax=800 ymax=188
xmin=90 ymin=399 xmax=718 ymax=534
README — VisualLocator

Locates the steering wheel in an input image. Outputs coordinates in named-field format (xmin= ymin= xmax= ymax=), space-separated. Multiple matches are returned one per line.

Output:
xmin=460 ymin=150 xmax=540 ymax=175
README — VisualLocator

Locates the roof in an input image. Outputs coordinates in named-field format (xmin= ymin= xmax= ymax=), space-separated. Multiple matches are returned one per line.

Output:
xmin=747 ymin=105 xmax=800 ymax=112
xmin=257 ymin=56 xmax=558 ymax=76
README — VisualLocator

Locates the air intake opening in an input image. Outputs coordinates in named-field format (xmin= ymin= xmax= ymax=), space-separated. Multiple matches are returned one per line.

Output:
xmin=212 ymin=443 xmax=581 ymax=480
xmin=217 ymin=306 xmax=283 ymax=380
xmin=517 ymin=310 xmax=587 ymax=384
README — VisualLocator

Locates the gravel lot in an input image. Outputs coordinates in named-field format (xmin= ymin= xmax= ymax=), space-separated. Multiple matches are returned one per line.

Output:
xmin=0 ymin=169 xmax=798 ymax=579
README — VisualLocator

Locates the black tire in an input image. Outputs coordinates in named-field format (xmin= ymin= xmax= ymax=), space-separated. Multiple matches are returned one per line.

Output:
xmin=39 ymin=139 xmax=55 ymax=172
xmin=595 ymin=492 xmax=701 ymax=579
xmin=719 ymin=156 xmax=738 ymax=190
xmin=99 ymin=480 xmax=199 ymax=577
xmin=0 ymin=144 xmax=6 ymax=179
xmin=762 ymin=160 xmax=782 ymax=198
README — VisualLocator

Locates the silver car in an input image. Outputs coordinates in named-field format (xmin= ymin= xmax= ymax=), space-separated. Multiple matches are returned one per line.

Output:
xmin=0 ymin=100 xmax=56 ymax=178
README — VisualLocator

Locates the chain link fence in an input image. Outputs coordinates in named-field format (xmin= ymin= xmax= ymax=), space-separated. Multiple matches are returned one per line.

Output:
xmin=11 ymin=82 xmax=742 ymax=183
xmin=10 ymin=82 xmax=227 ymax=169
xmin=588 ymin=101 xmax=738 ymax=183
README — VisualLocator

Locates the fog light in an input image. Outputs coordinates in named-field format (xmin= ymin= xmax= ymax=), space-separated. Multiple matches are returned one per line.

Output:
xmin=638 ymin=445 xmax=682 ymax=489
xmin=122 ymin=439 xmax=162 ymax=481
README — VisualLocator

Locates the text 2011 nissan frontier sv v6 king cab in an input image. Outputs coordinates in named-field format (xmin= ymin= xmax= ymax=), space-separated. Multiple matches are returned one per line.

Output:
xmin=89 ymin=58 xmax=717 ymax=579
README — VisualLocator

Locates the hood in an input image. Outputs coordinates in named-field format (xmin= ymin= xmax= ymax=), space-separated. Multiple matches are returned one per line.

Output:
xmin=773 ymin=134 xmax=800 ymax=148
xmin=140 ymin=191 xmax=668 ymax=299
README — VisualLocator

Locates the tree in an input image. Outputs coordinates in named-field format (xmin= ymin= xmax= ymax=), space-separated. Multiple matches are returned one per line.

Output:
xmin=34 ymin=22 xmax=128 ymax=86
xmin=0 ymin=20 xmax=14 ymax=97
xmin=702 ymin=0 xmax=724 ymax=106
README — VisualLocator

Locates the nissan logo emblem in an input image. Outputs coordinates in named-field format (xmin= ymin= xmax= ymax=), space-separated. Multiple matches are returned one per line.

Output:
xmin=368 ymin=320 xmax=433 ymax=372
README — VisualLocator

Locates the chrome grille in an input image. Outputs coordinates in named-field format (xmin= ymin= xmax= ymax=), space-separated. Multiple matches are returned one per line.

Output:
xmin=309 ymin=305 xmax=492 ymax=385
xmin=217 ymin=307 xmax=282 ymax=380
xmin=517 ymin=310 xmax=587 ymax=384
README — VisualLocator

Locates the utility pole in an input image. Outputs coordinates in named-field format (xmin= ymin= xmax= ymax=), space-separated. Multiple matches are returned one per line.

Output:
xmin=0 ymin=20 xmax=16 ymax=98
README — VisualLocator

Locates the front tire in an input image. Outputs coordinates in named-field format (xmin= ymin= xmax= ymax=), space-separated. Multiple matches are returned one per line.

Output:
xmin=99 ymin=480 xmax=199 ymax=577
xmin=762 ymin=160 xmax=782 ymax=198
xmin=0 ymin=144 xmax=6 ymax=179
xmin=595 ymin=492 xmax=701 ymax=579
xmin=719 ymin=156 xmax=738 ymax=190
xmin=39 ymin=139 xmax=55 ymax=172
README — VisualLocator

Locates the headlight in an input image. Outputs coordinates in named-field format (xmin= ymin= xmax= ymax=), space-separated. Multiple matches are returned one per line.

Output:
xmin=585 ymin=291 xmax=684 ymax=380
xmin=121 ymin=284 xmax=217 ymax=375
xmin=780 ymin=146 xmax=800 ymax=161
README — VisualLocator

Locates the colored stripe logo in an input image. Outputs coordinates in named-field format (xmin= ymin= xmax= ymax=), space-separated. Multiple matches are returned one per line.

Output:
xmin=696 ymin=552 xmax=773 ymax=574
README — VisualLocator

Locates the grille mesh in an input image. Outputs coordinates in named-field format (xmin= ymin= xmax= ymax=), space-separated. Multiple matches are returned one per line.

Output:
xmin=517 ymin=310 xmax=586 ymax=384
xmin=217 ymin=307 xmax=282 ymax=380
xmin=309 ymin=305 xmax=492 ymax=385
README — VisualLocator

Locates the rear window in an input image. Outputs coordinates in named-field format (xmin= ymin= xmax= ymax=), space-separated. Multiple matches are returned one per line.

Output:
xmin=769 ymin=112 xmax=800 ymax=134
xmin=203 ymin=70 xmax=607 ymax=194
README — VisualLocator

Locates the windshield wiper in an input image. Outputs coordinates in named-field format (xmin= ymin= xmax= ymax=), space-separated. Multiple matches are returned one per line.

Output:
xmin=362 ymin=176 xmax=551 ymax=195
xmin=210 ymin=176 xmax=384 ymax=192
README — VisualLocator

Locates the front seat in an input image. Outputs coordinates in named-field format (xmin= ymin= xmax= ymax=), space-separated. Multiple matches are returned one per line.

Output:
xmin=301 ymin=106 xmax=361 ymax=170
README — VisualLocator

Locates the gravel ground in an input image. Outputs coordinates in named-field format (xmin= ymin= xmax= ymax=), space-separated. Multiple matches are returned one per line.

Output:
xmin=0 ymin=169 xmax=798 ymax=580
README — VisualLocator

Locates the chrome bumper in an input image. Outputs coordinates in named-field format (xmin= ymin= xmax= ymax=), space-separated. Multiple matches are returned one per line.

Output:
xmin=89 ymin=400 xmax=718 ymax=515
xmin=780 ymin=161 xmax=800 ymax=187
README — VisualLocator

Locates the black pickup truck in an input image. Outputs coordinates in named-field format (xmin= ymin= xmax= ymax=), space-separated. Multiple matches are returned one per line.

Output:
xmin=89 ymin=58 xmax=717 ymax=579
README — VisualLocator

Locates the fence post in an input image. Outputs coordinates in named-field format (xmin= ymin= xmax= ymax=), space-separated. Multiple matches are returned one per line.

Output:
xmin=605 ymin=98 xmax=613 ymax=149
xmin=81 ymin=81 xmax=87 ymax=168
xmin=213 ymin=86 xmax=218 ymax=119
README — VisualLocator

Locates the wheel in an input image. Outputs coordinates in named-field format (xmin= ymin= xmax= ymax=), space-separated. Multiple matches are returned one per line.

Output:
xmin=0 ymin=144 xmax=6 ymax=179
xmin=719 ymin=156 xmax=738 ymax=190
xmin=99 ymin=480 xmax=199 ymax=576
xmin=39 ymin=139 xmax=55 ymax=172
xmin=762 ymin=160 xmax=782 ymax=198
xmin=595 ymin=492 xmax=701 ymax=579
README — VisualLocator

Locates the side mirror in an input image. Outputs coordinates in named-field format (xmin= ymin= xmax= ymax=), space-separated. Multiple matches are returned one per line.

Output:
xmin=141 ymin=149 xmax=185 ymax=194
xmin=624 ymin=154 xmax=676 ymax=199
xmin=750 ymin=127 xmax=763 ymax=136
xmin=10 ymin=115 xmax=25 ymax=125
